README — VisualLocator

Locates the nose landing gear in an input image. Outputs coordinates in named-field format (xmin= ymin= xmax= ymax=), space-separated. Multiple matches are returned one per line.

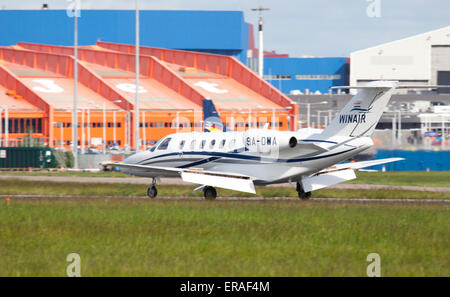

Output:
xmin=147 ymin=178 xmax=158 ymax=198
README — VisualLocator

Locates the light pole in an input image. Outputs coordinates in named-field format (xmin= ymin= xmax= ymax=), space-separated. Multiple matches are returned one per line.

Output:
xmin=297 ymin=101 xmax=328 ymax=128
xmin=392 ymin=113 xmax=397 ymax=147
xmin=72 ymin=1 xmax=80 ymax=168
xmin=142 ymin=111 xmax=146 ymax=148
xmin=102 ymin=101 xmax=122 ymax=153
xmin=135 ymin=0 xmax=140 ymax=152
xmin=397 ymin=110 xmax=402 ymax=145
xmin=113 ymin=110 xmax=116 ymax=146
xmin=317 ymin=110 xmax=332 ymax=128
xmin=0 ymin=107 xmax=2 ymax=146
xmin=103 ymin=103 xmax=106 ymax=154
xmin=60 ymin=122 xmax=64 ymax=149
xmin=1 ymin=105 xmax=15 ymax=147
xmin=251 ymin=6 xmax=270 ymax=78
xmin=5 ymin=106 xmax=8 ymax=147
xmin=81 ymin=107 xmax=85 ymax=154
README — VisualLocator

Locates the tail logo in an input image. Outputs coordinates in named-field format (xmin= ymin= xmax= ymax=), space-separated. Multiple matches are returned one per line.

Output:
xmin=339 ymin=102 xmax=373 ymax=124
xmin=204 ymin=116 xmax=224 ymax=132
xmin=350 ymin=102 xmax=372 ymax=113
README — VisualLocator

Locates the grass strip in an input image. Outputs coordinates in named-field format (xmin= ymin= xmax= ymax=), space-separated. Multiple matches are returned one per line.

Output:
xmin=0 ymin=179 xmax=449 ymax=199
xmin=0 ymin=199 xmax=448 ymax=276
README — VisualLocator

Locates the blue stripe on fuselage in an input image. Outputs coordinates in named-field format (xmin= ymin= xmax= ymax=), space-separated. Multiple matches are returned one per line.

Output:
xmin=137 ymin=147 xmax=357 ymax=167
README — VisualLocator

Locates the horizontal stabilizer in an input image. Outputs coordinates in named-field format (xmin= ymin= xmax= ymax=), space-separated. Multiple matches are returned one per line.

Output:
xmin=182 ymin=171 xmax=256 ymax=194
xmin=328 ymin=157 xmax=404 ymax=172
xmin=302 ymin=169 xmax=356 ymax=192
xmin=303 ymin=158 xmax=405 ymax=192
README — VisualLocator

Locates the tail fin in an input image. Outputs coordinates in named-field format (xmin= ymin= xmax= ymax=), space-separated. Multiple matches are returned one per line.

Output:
xmin=321 ymin=81 xmax=398 ymax=138
xmin=202 ymin=99 xmax=226 ymax=132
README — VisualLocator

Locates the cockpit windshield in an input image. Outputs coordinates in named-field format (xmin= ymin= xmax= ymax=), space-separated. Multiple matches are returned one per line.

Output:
xmin=157 ymin=137 xmax=172 ymax=150
xmin=147 ymin=140 xmax=160 ymax=152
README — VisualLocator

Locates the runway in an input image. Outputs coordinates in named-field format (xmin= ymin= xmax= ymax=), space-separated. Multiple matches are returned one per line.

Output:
xmin=1 ymin=194 xmax=449 ymax=204
xmin=1 ymin=175 xmax=449 ymax=193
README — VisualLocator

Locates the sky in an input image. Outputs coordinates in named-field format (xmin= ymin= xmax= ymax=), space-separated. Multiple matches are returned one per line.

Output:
xmin=1 ymin=0 xmax=449 ymax=57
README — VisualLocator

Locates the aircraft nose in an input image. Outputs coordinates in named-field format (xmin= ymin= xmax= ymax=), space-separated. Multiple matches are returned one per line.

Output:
xmin=124 ymin=153 xmax=139 ymax=164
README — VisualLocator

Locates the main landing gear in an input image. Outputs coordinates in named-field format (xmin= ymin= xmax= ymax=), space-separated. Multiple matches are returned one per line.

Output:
xmin=147 ymin=178 xmax=158 ymax=198
xmin=296 ymin=182 xmax=311 ymax=200
xmin=203 ymin=186 xmax=217 ymax=200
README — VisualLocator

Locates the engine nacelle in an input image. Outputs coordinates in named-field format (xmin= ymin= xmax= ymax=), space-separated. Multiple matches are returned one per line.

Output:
xmin=244 ymin=130 xmax=298 ymax=154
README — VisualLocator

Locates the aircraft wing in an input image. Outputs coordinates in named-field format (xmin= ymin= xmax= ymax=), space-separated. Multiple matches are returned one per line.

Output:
xmin=322 ymin=157 xmax=405 ymax=172
xmin=101 ymin=162 xmax=256 ymax=194
xmin=300 ymin=158 xmax=404 ymax=192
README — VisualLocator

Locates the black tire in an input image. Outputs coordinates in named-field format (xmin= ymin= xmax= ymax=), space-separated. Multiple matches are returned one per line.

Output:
xmin=147 ymin=185 xmax=158 ymax=198
xmin=296 ymin=181 xmax=311 ymax=200
xmin=298 ymin=191 xmax=311 ymax=200
xmin=203 ymin=186 xmax=217 ymax=200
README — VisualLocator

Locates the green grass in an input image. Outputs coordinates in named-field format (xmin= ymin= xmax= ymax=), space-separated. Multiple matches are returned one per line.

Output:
xmin=0 ymin=179 xmax=449 ymax=199
xmin=0 ymin=171 xmax=130 ymax=178
xmin=348 ymin=171 xmax=450 ymax=187
xmin=0 ymin=199 xmax=448 ymax=276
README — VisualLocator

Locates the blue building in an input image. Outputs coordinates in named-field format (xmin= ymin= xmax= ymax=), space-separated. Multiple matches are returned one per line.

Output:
xmin=264 ymin=57 xmax=349 ymax=94
xmin=0 ymin=10 xmax=249 ymax=63
xmin=0 ymin=9 xmax=351 ymax=94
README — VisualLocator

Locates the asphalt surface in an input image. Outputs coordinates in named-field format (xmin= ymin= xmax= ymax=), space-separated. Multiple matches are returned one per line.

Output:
xmin=1 ymin=175 xmax=449 ymax=193
xmin=1 ymin=194 xmax=448 ymax=204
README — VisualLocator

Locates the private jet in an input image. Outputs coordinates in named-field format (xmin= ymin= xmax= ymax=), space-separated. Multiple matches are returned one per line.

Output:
xmin=103 ymin=81 xmax=409 ymax=200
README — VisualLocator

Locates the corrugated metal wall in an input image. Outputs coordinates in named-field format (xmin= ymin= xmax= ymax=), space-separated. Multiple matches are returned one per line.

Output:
xmin=0 ymin=10 xmax=249 ymax=63
xmin=264 ymin=57 xmax=349 ymax=94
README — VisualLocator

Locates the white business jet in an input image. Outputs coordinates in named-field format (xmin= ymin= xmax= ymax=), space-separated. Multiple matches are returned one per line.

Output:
xmin=103 ymin=81 xmax=410 ymax=200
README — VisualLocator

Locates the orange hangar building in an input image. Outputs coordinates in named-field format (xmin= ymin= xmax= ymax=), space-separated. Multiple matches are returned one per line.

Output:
xmin=0 ymin=10 xmax=298 ymax=150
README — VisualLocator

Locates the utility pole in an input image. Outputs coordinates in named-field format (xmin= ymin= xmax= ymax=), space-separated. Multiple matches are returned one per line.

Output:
xmin=0 ymin=107 xmax=2 ymax=146
xmin=135 ymin=0 xmax=140 ymax=152
xmin=71 ymin=1 xmax=80 ymax=168
xmin=251 ymin=6 xmax=270 ymax=78
xmin=4 ymin=106 xmax=8 ymax=147
xmin=397 ymin=110 xmax=402 ymax=145
xmin=103 ymin=103 xmax=106 ymax=154
xmin=392 ymin=114 xmax=397 ymax=147
xmin=142 ymin=111 xmax=146 ymax=147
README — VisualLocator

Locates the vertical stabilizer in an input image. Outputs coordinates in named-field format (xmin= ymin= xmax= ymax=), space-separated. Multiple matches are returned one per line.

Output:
xmin=202 ymin=99 xmax=226 ymax=132
xmin=321 ymin=81 xmax=397 ymax=138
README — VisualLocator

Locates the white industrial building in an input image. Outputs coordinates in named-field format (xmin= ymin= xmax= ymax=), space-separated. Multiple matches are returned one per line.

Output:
xmin=350 ymin=26 xmax=450 ymax=90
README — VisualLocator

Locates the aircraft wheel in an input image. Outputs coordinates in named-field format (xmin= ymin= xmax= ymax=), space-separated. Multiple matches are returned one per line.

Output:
xmin=298 ymin=191 xmax=312 ymax=200
xmin=203 ymin=186 xmax=217 ymax=200
xmin=147 ymin=185 xmax=158 ymax=199
xmin=296 ymin=182 xmax=311 ymax=200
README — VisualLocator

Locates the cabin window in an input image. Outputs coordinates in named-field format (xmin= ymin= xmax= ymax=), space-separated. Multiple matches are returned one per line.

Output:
xmin=190 ymin=140 xmax=196 ymax=150
xmin=219 ymin=139 xmax=226 ymax=149
xmin=209 ymin=139 xmax=216 ymax=149
xmin=179 ymin=140 xmax=185 ymax=150
xmin=200 ymin=140 xmax=206 ymax=149
xmin=157 ymin=137 xmax=171 ymax=150
xmin=229 ymin=139 xmax=236 ymax=149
